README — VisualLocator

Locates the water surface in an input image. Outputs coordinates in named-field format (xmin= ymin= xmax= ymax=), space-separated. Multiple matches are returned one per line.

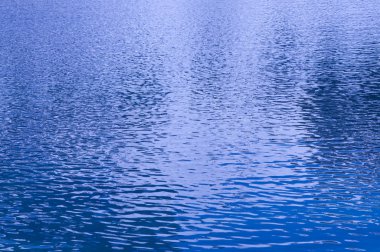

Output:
xmin=0 ymin=0 xmax=379 ymax=251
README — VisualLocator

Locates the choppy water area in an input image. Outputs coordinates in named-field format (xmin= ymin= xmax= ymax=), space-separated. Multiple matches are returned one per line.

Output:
xmin=0 ymin=0 xmax=379 ymax=251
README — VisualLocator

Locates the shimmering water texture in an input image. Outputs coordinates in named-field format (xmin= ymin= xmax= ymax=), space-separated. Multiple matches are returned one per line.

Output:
xmin=0 ymin=0 xmax=379 ymax=251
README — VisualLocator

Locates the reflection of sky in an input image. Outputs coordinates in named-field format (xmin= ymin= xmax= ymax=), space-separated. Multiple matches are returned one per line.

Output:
xmin=114 ymin=0 xmax=319 ymax=202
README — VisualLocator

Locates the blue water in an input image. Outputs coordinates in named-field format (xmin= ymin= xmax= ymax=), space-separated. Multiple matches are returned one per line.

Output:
xmin=0 ymin=0 xmax=379 ymax=251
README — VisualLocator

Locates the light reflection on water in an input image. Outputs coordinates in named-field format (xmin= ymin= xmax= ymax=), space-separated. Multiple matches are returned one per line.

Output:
xmin=0 ymin=0 xmax=379 ymax=251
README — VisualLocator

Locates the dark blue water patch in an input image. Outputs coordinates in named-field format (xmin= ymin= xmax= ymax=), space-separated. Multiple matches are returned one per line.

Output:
xmin=0 ymin=0 xmax=379 ymax=251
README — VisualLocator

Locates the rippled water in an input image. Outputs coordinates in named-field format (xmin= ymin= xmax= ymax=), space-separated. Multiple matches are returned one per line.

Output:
xmin=0 ymin=0 xmax=379 ymax=251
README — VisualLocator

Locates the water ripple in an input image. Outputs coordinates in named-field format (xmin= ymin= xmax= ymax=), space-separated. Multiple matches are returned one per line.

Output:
xmin=0 ymin=0 xmax=379 ymax=251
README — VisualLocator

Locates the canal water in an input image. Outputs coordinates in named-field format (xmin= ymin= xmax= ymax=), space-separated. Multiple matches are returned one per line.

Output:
xmin=0 ymin=0 xmax=379 ymax=251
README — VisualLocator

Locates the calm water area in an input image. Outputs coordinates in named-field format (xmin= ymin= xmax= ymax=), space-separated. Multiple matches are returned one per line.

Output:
xmin=0 ymin=0 xmax=379 ymax=251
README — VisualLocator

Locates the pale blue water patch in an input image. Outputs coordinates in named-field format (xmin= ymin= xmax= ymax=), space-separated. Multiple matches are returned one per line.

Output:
xmin=0 ymin=0 xmax=379 ymax=251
